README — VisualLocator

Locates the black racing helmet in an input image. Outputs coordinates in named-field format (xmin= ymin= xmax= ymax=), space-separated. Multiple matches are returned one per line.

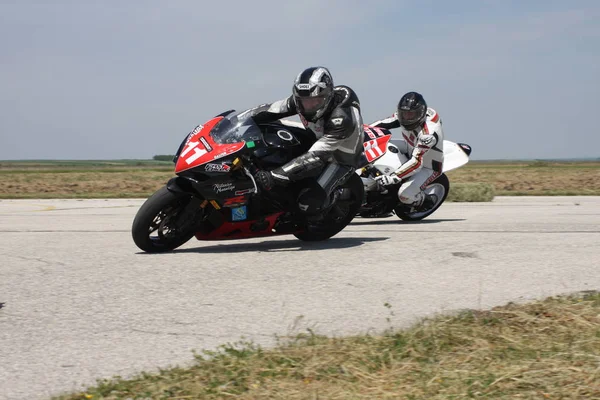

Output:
xmin=397 ymin=91 xmax=427 ymax=130
xmin=292 ymin=66 xmax=334 ymax=122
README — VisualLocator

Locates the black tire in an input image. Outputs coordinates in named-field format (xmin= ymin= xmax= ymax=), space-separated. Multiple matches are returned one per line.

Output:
xmin=294 ymin=173 xmax=364 ymax=241
xmin=394 ymin=173 xmax=449 ymax=221
xmin=132 ymin=186 xmax=200 ymax=253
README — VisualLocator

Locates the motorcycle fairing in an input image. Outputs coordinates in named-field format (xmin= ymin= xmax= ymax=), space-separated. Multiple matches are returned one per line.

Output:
xmin=363 ymin=136 xmax=392 ymax=163
xmin=193 ymin=212 xmax=300 ymax=240
xmin=175 ymin=117 xmax=246 ymax=174
xmin=441 ymin=140 xmax=470 ymax=173
xmin=361 ymin=125 xmax=393 ymax=164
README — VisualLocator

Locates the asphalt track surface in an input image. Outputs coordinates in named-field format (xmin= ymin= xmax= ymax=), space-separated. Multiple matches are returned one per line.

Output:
xmin=1 ymin=196 xmax=599 ymax=399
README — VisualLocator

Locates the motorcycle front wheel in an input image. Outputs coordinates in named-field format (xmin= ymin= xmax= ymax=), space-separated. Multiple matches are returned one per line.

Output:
xmin=394 ymin=173 xmax=449 ymax=221
xmin=131 ymin=186 xmax=203 ymax=253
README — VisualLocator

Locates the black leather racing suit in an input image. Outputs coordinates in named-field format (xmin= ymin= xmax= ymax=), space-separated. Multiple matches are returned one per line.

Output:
xmin=250 ymin=86 xmax=364 ymax=206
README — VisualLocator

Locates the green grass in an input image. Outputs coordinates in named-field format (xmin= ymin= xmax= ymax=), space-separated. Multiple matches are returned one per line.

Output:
xmin=53 ymin=293 xmax=600 ymax=400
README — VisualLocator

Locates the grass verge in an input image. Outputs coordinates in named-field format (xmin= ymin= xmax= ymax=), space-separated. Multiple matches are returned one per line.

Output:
xmin=447 ymin=183 xmax=495 ymax=202
xmin=1 ymin=160 xmax=599 ymax=199
xmin=446 ymin=161 xmax=600 ymax=196
xmin=54 ymin=293 xmax=600 ymax=400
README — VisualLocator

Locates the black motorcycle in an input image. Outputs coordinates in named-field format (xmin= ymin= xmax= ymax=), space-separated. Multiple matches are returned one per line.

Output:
xmin=131 ymin=110 xmax=364 ymax=253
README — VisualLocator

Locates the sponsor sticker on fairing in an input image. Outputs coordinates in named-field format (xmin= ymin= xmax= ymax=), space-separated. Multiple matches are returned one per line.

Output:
xmin=199 ymin=137 xmax=213 ymax=152
xmin=231 ymin=206 xmax=247 ymax=221
xmin=205 ymin=163 xmax=230 ymax=173
xmin=235 ymin=188 xmax=255 ymax=196
xmin=212 ymin=182 xmax=235 ymax=193
xmin=190 ymin=125 xmax=202 ymax=135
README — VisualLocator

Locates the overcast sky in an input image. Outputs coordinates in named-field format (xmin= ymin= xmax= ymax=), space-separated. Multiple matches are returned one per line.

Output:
xmin=1 ymin=0 xmax=598 ymax=160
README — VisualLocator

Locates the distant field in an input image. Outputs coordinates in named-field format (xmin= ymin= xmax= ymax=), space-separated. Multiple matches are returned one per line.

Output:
xmin=0 ymin=160 xmax=173 ymax=199
xmin=0 ymin=159 xmax=173 ymax=169
xmin=446 ymin=160 xmax=600 ymax=196
xmin=0 ymin=160 xmax=599 ymax=198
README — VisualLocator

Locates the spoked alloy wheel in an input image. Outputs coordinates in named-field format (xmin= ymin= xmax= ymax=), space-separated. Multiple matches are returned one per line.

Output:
xmin=132 ymin=186 xmax=203 ymax=253
xmin=150 ymin=205 xmax=185 ymax=242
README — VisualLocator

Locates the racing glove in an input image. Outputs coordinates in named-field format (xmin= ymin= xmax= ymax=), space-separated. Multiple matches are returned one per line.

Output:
xmin=375 ymin=174 xmax=402 ymax=186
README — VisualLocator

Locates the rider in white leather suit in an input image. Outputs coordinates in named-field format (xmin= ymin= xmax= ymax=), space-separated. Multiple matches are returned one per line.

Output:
xmin=370 ymin=92 xmax=444 ymax=210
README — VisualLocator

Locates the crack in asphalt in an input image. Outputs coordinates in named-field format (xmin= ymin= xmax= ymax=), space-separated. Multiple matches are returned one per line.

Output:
xmin=2 ymin=254 xmax=67 ymax=267
xmin=0 ymin=254 xmax=67 ymax=275
xmin=452 ymin=252 xmax=479 ymax=258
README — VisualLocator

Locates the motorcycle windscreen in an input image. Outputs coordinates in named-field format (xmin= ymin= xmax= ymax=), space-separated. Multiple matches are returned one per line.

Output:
xmin=174 ymin=116 xmax=245 ymax=173
xmin=209 ymin=111 xmax=263 ymax=144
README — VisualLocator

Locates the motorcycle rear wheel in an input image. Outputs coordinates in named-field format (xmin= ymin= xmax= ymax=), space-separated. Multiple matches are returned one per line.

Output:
xmin=294 ymin=174 xmax=364 ymax=241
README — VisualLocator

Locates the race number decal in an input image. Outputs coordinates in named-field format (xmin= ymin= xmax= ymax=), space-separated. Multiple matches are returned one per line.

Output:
xmin=363 ymin=135 xmax=391 ymax=163
xmin=180 ymin=139 xmax=208 ymax=165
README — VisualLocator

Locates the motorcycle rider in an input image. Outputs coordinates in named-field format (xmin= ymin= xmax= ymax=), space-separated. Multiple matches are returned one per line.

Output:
xmin=370 ymin=91 xmax=444 ymax=211
xmin=248 ymin=66 xmax=364 ymax=215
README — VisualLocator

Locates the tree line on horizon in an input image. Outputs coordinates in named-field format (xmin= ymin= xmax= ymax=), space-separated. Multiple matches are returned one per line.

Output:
xmin=153 ymin=155 xmax=175 ymax=162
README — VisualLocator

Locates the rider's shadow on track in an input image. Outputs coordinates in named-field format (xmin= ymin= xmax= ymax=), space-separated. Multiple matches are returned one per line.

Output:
xmin=351 ymin=218 xmax=466 ymax=226
xmin=163 ymin=237 xmax=388 ymax=254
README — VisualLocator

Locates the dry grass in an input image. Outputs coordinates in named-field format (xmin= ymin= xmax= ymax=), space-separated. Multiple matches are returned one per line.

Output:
xmin=447 ymin=161 xmax=600 ymax=196
xmin=0 ymin=168 xmax=172 ymax=198
xmin=55 ymin=293 xmax=600 ymax=400
xmin=447 ymin=183 xmax=495 ymax=202
xmin=0 ymin=161 xmax=599 ymax=199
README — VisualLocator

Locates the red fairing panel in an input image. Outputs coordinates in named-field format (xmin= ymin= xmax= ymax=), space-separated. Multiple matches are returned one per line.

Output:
xmin=363 ymin=125 xmax=391 ymax=140
xmin=175 ymin=117 xmax=246 ymax=174
xmin=361 ymin=124 xmax=392 ymax=163
xmin=194 ymin=212 xmax=298 ymax=241
xmin=363 ymin=135 xmax=391 ymax=163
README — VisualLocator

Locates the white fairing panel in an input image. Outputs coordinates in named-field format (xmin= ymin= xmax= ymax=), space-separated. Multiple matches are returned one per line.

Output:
xmin=372 ymin=144 xmax=404 ymax=174
xmin=441 ymin=140 xmax=470 ymax=172
xmin=369 ymin=140 xmax=469 ymax=175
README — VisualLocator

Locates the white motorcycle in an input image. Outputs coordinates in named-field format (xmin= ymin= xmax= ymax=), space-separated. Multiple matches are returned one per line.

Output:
xmin=278 ymin=118 xmax=471 ymax=221
xmin=357 ymin=125 xmax=472 ymax=221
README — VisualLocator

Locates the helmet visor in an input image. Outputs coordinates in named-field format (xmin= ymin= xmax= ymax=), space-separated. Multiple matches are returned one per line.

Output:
xmin=297 ymin=95 xmax=327 ymax=114
xmin=399 ymin=110 xmax=421 ymax=124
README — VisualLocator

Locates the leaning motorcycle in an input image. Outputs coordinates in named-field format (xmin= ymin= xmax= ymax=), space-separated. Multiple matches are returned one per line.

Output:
xmin=131 ymin=110 xmax=364 ymax=253
xmin=356 ymin=125 xmax=472 ymax=221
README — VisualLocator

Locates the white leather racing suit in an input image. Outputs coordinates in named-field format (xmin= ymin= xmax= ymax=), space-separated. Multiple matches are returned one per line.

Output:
xmin=370 ymin=107 xmax=444 ymax=205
